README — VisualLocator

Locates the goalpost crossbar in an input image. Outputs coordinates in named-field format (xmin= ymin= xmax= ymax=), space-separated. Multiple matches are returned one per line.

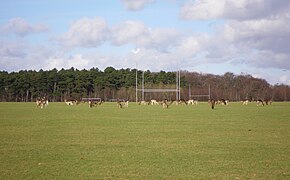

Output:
xmin=190 ymin=95 xmax=210 ymax=97
xmin=137 ymin=89 xmax=179 ymax=93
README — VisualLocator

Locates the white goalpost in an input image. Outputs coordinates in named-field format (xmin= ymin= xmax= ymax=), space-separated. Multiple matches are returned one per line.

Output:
xmin=135 ymin=70 xmax=181 ymax=102
xmin=188 ymin=84 xmax=211 ymax=101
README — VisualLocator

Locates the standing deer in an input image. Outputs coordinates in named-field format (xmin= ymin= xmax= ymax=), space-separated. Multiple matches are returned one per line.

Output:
xmin=208 ymin=99 xmax=216 ymax=109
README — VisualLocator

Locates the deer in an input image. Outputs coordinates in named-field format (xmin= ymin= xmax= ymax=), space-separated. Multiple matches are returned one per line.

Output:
xmin=208 ymin=99 xmax=216 ymax=109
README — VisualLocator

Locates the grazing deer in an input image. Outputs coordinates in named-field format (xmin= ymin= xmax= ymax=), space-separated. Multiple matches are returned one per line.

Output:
xmin=36 ymin=98 xmax=41 ymax=107
xmin=208 ymin=99 xmax=216 ymax=109
xmin=36 ymin=97 xmax=48 ymax=109
xmin=139 ymin=100 xmax=149 ymax=105
xmin=150 ymin=99 xmax=159 ymax=105
xmin=172 ymin=100 xmax=179 ymax=105
xmin=219 ymin=99 xmax=228 ymax=105
xmin=179 ymin=99 xmax=188 ymax=105
xmin=256 ymin=99 xmax=264 ymax=106
xmin=65 ymin=99 xmax=76 ymax=106
xmin=124 ymin=100 xmax=129 ymax=107
xmin=187 ymin=99 xmax=198 ymax=105
xmin=264 ymin=99 xmax=272 ymax=105
xmin=242 ymin=100 xmax=249 ymax=105
xmin=117 ymin=101 xmax=123 ymax=108
xmin=117 ymin=100 xmax=129 ymax=109
xmin=88 ymin=100 xmax=98 ymax=108
xmin=160 ymin=99 xmax=169 ymax=109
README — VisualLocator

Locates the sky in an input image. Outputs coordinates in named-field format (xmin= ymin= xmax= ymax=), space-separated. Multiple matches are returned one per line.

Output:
xmin=0 ymin=0 xmax=290 ymax=85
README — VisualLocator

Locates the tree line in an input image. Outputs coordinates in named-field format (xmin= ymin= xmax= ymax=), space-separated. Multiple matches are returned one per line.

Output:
xmin=0 ymin=67 xmax=289 ymax=102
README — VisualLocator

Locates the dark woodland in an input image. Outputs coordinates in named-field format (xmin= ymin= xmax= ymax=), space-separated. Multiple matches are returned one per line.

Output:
xmin=0 ymin=67 xmax=289 ymax=102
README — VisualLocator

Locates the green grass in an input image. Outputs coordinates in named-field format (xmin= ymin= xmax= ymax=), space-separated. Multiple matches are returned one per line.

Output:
xmin=0 ymin=102 xmax=289 ymax=179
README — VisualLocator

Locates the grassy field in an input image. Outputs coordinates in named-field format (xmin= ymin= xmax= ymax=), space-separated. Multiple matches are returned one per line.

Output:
xmin=0 ymin=101 xmax=289 ymax=179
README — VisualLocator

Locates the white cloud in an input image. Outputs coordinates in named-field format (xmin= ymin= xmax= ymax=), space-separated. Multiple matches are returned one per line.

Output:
xmin=0 ymin=40 xmax=27 ymax=58
xmin=111 ymin=20 xmax=180 ymax=49
xmin=62 ymin=18 xmax=179 ymax=51
xmin=175 ymin=34 xmax=210 ymax=59
xmin=47 ymin=54 xmax=90 ymax=70
xmin=142 ymin=28 xmax=179 ymax=50
xmin=181 ymin=0 xmax=225 ymax=20
xmin=279 ymin=74 xmax=290 ymax=85
xmin=0 ymin=18 xmax=49 ymax=37
xmin=214 ymin=15 xmax=290 ymax=69
xmin=180 ymin=0 xmax=290 ymax=20
xmin=60 ymin=17 xmax=109 ymax=47
xmin=111 ymin=20 xmax=148 ymax=45
xmin=126 ymin=48 xmax=180 ymax=71
xmin=245 ymin=50 xmax=290 ymax=70
xmin=120 ymin=0 xmax=155 ymax=11
xmin=0 ymin=40 xmax=52 ymax=71
xmin=179 ymin=0 xmax=290 ymax=71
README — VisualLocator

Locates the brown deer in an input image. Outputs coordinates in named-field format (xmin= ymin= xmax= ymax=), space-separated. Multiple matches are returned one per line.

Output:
xmin=256 ymin=99 xmax=264 ymax=106
xmin=208 ymin=99 xmax=216 ymax=109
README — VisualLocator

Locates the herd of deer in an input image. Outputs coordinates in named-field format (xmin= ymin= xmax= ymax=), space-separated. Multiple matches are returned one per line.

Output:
xmin=64 ymin=98 xmax=128 ymax=109
xmin=138 ymin=99 xmax=198 ymax=109
xmin=36 ymin=97 xmax=272 ymax=110
xmin=208 ymin=98 xmax=272 ymax=109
